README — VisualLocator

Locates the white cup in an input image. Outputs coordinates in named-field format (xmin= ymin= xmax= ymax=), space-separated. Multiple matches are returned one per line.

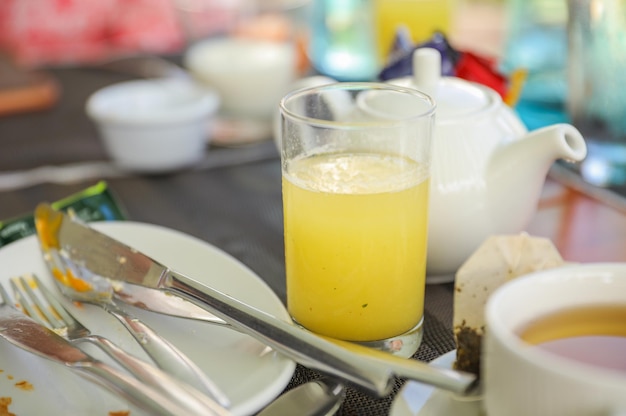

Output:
xmin=483 ymin=263 xmax=626 ymax=416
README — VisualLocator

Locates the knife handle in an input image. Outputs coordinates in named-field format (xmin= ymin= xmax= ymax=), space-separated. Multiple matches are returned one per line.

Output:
xmin=164 ymin=270 xmax=394 ymax=396
xmin=164 ymin=270 xmax=477 ymax=397
xmin=73 ymin=358 xmax=230 ymax=416
xmin=104 ymin=303 xmax=231 ymax=408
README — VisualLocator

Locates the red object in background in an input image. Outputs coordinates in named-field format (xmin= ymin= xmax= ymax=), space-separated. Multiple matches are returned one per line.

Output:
xmin=0 ymin=0 xmax=242 ymax=68
xmin=0 ymin=0 xmax=183 ymax=67
xmin=455 ymin=51 xmax=508 ymax=99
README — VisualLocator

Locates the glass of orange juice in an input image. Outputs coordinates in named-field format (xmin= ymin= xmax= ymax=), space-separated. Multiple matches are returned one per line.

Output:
xmin=279 ymin=83 xmax=435 ymax=357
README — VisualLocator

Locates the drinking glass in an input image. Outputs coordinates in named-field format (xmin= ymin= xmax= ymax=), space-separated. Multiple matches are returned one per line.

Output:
xmin=279 ymin=82 xmax=435 ymax=358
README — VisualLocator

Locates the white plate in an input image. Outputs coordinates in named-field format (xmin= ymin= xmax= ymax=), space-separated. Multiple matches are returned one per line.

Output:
xmin=0 ymin=221 xmax=295 ymax=415
xmin=390 ymin=350 xmax=483 ymax=416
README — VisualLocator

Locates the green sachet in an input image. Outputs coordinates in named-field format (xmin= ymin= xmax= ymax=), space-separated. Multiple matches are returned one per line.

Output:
xmin=0 ymin=181 xmax=126 ymax=247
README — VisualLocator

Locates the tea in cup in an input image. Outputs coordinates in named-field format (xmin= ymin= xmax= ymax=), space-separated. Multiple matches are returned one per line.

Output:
xmin=483 ymin=263 xmax=626 ymax=416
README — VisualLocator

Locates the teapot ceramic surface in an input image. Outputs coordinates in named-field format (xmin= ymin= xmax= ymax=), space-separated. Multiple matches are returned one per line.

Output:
xmin=388 ymin=48 xmax=587 ymax=282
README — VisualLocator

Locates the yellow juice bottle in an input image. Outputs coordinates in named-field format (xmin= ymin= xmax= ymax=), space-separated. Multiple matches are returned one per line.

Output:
xmin=283 ymin=153 xmax=429 ymax=341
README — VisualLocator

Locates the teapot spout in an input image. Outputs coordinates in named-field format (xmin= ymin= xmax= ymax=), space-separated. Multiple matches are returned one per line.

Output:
xmin=487 ymin=123 xmax=587 ymax=232
xmin=526 ymin=123 xmax=587 ymax=163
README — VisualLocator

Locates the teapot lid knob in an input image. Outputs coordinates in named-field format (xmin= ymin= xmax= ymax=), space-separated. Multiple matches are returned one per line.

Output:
xmin=412 ymin=47 xmax=441 ymax=98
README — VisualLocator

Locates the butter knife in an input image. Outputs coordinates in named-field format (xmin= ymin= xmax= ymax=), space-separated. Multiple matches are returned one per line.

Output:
xmin=35 ymin=203 xmax=478 ymax=398
xmin=0 ymin=285 xmax=230 ymax=416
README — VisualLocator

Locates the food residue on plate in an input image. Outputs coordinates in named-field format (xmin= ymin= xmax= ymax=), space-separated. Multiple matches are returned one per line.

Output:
xmin=34 ymin=204 xmax=63 ymax=251
xmin=49 ymin=265 xmax=93 ymax=293
xmin=14 ymin=381 xmax=33 ymax=391
xmin=0 ymin=369 xmax=33 ymax=416
xmin=0 ymin=397 xmax=14 ymax=416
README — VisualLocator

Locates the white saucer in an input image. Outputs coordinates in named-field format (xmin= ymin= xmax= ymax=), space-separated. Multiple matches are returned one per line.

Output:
xmin=0 ymin=221 xmax=295 ymax=415
xmin=390 ymin=350 xmax=483 ymax=416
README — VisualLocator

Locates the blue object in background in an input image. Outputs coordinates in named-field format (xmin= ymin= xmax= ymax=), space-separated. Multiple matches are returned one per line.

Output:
xmin=377 ymin=31 xmax=459 ymax=81
xmin=308 ymin=0 xmax=379 ymax=81
xmin=500 ymin=0 xmax=569 ymax=131
xmin=514 ymin=100 xmax=570 ymax=132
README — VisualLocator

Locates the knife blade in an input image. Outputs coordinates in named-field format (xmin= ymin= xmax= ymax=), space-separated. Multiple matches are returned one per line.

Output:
xmin=0 ymin=285 xmax=230 ymax=415
xmin=35 ymin=203 xmax=478 ymax=398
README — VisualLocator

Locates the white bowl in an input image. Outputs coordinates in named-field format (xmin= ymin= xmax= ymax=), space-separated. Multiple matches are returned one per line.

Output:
xmin=86 ymin=78 xmax=219 ymax=173
xmin=184 ymin=37 xmax=296 ymax=121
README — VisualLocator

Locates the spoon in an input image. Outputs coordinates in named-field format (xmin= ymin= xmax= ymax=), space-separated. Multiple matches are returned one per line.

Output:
xmin=257 ymin=378 xmax=346 ymax=416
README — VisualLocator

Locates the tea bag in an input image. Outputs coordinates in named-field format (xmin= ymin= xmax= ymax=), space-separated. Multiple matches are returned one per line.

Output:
xmin=453 ymin=233 xmax=565 ymax=375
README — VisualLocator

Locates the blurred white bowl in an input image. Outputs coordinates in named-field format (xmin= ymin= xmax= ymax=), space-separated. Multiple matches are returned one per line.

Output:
xmin=86 ymin=78 xmax=219 ymax=173
xmin=184 ymin=37 xmax=296 ymax=121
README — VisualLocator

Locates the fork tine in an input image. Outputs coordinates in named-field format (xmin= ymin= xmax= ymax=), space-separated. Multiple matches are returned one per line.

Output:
xmin=0 ymin=284 xmax=11 ymax=305
xmin=31 ymin=274 xmax=78 ymax=328
xmin=12 ymin=275 xmax=66 ymax=331
xmin=11 ymin=278 xmax=42 ymax=320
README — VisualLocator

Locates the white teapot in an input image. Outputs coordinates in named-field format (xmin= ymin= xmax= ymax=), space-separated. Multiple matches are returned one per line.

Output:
xmin=388 ymin=48 xmax=587 ymax=283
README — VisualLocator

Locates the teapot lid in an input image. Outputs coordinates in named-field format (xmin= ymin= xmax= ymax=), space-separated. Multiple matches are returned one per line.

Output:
xmin=389 ymin=48 xmax=499 ymax=122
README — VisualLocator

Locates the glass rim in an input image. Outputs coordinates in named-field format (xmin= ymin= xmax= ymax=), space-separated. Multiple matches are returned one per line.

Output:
xmin=279 ymin=81 xmax=436 ymax=128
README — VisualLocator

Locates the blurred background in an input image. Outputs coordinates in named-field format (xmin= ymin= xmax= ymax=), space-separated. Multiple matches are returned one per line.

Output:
xmin=1 ymin=0 xmax=624 ymax=191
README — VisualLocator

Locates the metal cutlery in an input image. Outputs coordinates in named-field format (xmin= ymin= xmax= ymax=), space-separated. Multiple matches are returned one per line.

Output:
xmin=11 ymin=273 xmax=231 ymax=412
xmin=0 ymin=284 xmax=230 ymax=416
xmin=37 ymin=225 xmax=230 ymax=408
xmin=12 ymin=273 xmax=343 ymax=416
xmin=257 ymin=378 xmax=346 ymax=416
xmin=34 ymin=203 xmax=479 ymax=398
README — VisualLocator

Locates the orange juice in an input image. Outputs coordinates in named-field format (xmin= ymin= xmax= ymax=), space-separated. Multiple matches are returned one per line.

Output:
xmin=283 ymin=152 xmax=429 ymax=341
xmin=374 ymin=0 xmax=453 ymax=61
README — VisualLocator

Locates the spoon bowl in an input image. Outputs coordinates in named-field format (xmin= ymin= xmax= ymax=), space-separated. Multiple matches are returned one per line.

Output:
xmin=257 ymin=377 xmax=346 ymax=416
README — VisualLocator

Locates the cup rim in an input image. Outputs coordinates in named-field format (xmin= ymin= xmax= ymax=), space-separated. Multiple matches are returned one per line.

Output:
xmin=279 ymin=82 xmax=436 ymax=129
xmin=85 ymin=78 xmax=219 ymax=126
xmin=485 ymin=262 xmax=626 ymax=383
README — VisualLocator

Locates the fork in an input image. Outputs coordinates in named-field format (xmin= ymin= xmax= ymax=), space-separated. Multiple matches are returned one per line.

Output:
xmin=11 ymin=274 xmax=231 ymax=413
xmin=1 ymin=279 xmax=231 ymax=415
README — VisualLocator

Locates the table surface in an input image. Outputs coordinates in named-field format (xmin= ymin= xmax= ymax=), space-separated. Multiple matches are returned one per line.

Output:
xmin=1 ymin=66 xmax=626 ymax=415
